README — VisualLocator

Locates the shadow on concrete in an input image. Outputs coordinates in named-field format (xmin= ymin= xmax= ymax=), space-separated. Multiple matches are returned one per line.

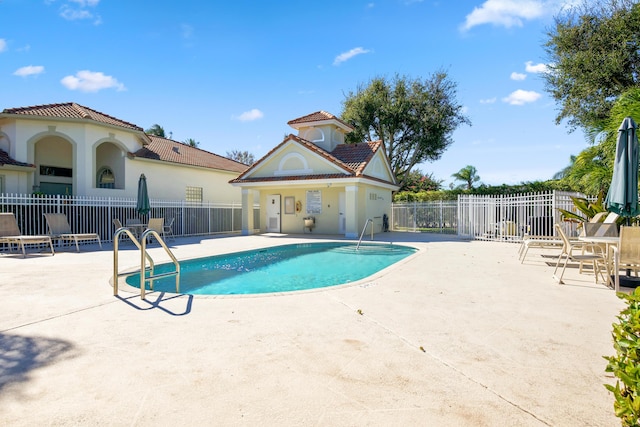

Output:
xmin=0 ymin=333 xmax=76 ymax=393
xmin=115 ymin=292 xmax=193 ymax=316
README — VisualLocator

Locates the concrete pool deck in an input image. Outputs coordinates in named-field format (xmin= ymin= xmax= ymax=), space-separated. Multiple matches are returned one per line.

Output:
xmin=0 ymin=232 xmax=626 ymax=426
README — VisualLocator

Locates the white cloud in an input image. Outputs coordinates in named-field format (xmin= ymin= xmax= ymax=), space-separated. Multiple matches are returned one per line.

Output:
xmin=461 ymin=0 xmax=545 ymax=31
xmin=0 ymin=39 xmax=6 ymax=53
xmin=502 ymin=89 xmax=542 ymax=105
xmin=510 ymin=72 xmax=526 ymax=81
xmin=60 ymin=70 xmax=126 ymax=92
xmin=69 ymin=0 xmax=100 ymax=6
xmin=59 ymin=0 xmax=101 ymax=24
xmin=480 ymin=97 xmax=497 ymax=104
xmin=525 ymin=60 xmax=549 ymax=73
xmin=233 ymin=109 xmax=264 ymax=122
xmin=14 ymin=65 xmax=45 ymax=77
xmin=333 ymin=47 xmax=371 ymax=66
xmin=60 ymin=6 xmax=92 ymax=20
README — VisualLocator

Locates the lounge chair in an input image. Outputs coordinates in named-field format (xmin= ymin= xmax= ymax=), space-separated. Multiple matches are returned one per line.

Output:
xmin=43 ymin=213 xmax=102 ymax=252
xmin=0 ymin=212 xmax=55 ymax=257
xmin=518 ymin=233 xmax=563 ymax=264
xmin=553 ymin=224 xmax=605 ymax=284
xmin=612 ymin=226 xmax=640 ymax=292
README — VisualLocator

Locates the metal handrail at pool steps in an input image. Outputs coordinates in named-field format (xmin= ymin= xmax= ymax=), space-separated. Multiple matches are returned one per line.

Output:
xmin=112 ymin=227 xmax=180 ymax=300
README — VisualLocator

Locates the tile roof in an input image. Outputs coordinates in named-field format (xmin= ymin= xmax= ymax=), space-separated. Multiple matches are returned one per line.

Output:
xmin=2 ymin=102 xmax=143 ymax=132
xmin=287 ymin=111 xmax=353 ymax=130
xmin=0 ymin=149 xmax=34 ymax=168
xmin=230 ymin=134 xmax=389 ymax=184
xmin=133 ymin=135 xmax=248 ymax=173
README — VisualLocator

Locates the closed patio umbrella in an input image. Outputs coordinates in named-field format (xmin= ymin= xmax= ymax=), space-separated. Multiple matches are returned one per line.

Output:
xmin=605 ymin=117 xmax=639 ymax=219
xmin=136 ymin=173 xmax=150 ymax=217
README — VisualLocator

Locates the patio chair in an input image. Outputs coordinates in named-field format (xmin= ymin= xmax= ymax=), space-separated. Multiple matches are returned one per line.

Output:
xmin=583 ymin=222 xmax=618 ymax=238
xmin=43 ymin=213 xmax=102 ymax=252
xmin=163 ymin=217 xmax=175 ymax=241
xmin=553 ymin=224 xmax=606 ymax=285
xmin=0 ymin=212 xmax=55 ymax=257
xmin=612 ymin=226 xmax=640 ymax=292
xmin=603 ymin=212 xmax=620 ymax=224
xmin=146 ymin=217 xmax=165 ymax=243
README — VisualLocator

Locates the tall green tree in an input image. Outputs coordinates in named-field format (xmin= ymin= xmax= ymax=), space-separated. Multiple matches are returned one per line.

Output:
xmin=226 ymin=150 xmax=255 ymax=165
xmin=543 ymin=0 xmax=640 ymax=131
xmin=558 ymin=87 xmax=640 ymax=195
xmin=184 ymin=138 xmax=200 ymax=147
xmin=145 ymin=124 xmax=166 ymax=137
xmin=452 ymin=165 xmax=480 ymax=190
xmin=341 ymin=72 xmax=470 ymax=189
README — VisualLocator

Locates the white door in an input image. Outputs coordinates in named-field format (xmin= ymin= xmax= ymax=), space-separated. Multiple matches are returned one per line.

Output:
xmin=266 ymin=194 xmax=281 ymax=233
xmin=338 ymin=192 xmax=346 ymax=234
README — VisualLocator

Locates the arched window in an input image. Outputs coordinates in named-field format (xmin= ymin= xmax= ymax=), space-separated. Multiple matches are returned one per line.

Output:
xmin=97 ymin=167 xmax=115 ymax=189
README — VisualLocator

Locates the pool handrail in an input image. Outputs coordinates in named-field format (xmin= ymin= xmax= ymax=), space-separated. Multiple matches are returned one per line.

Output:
xmin=356 ymin=218 xmax=374 ymax=250
xmin=113 ymin=227 xmax=153 ymax=296
xmin=139 ymin=228 xmax=180 ymax=300
xmin=112 ymin=227 xmax=180 ymax=300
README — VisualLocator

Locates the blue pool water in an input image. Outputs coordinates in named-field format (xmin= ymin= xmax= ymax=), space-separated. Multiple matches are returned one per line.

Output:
xmin=125 ymin=242 xmax=416 ymax=295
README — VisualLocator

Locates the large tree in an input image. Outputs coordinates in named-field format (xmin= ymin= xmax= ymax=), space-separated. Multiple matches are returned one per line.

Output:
xmin=341 ymin=72 xmax=470 ymax=189
xmin=543 ymin=0 xmax=640 ymax=131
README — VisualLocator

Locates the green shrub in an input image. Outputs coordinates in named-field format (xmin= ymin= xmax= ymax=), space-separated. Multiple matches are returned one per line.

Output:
xmin=605 ymin=287 xmax=640 ymax=426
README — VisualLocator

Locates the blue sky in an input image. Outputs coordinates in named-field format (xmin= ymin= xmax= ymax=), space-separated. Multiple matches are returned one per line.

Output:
xmin=1 ymin=0 xmax=587 ymax=187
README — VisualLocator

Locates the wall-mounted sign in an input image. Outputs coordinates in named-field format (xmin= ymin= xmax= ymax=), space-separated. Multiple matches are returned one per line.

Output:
xmin=306 ymin=190 xmax=322 ymax=214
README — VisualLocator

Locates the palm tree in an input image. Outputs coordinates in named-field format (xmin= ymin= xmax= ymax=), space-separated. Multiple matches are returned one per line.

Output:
xmin=145 ymin=124 xmax=166 ymax=137
xmin=184 ymin=138 xmax=199 ymax=147
xmin=452 ymin=165 xmax=480 ymax=190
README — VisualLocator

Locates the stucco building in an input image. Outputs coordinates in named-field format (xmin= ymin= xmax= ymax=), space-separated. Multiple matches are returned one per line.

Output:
xmin=231 ymin=111 xmax=398 ymax=238
xmin=0 ymin=102 xmax=247 ymax=202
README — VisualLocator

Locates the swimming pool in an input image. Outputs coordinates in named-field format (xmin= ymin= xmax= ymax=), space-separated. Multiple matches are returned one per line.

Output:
xmin=125 ymin=242 xmax=417 ymax=295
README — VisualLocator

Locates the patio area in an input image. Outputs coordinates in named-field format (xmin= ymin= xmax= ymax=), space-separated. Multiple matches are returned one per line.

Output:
xmin=0 ymin=232 xmax=625 ymax=426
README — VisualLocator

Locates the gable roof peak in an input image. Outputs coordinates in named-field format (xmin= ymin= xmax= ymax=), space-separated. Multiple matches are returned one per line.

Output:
xmin=1 ymin=102 xmax=144 ymax=132
xmin=287 ymin=111 xmax=354 ymax=132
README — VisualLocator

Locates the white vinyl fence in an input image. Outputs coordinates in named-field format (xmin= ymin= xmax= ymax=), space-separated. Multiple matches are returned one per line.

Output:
xmin=391 ymin=191 xmax=590 ymax=241
xmin=0 ymin=193 xmax=260 ymax=244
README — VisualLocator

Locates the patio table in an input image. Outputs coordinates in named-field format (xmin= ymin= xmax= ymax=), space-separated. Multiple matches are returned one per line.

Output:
xmin=125 ymin=222 xmax=147 ymax=240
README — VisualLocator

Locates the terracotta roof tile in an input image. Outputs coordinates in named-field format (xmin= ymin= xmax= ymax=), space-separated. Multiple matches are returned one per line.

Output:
xmin=2 ymin=102 xmax=143 ymax=132
xmin=230 ymin=134 xmax=389 ymax=184
xmin=0 ymin=149 xmax=34 ymax=168
xmin=331 ymin=141 xmax=380 ymax=176
xmin=287 ymin=111 xmax=353 ymax=130
xmin=133 ymin=135 xmax=248 ymax=173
